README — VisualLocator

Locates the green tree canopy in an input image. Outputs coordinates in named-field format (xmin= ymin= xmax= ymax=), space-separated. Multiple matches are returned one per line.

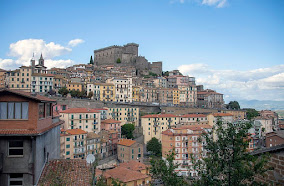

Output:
xmin=116 ymin=58 xmax=121 ymax=63
xmin=146 ymin=137 xmax=162 ymax=157
xmin=191 ymin=120 xmax=270 ymax=186
xmin=246 ymin=108 xmax=259 ymax=120
xmin=226 ymin=101 xmax=241 ymax=110
xmin=121 ymin=123 xmax=135 ymax=139
xmin=88 ymin=91 xmax=94 ymax=99
xmin=58 ymin=87 xmax=69 ymax=97
xmin=90 ymin=55 xmax=94 ymax=65
xmin=150 ymin=150 xmax=186 ymax=186
xmin=162 ymin=71 xmax=169 ymax=77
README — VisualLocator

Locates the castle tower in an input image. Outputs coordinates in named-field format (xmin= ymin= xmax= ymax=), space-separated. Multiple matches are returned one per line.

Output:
xmin=39 ymin=53 xmax=44 ymax=66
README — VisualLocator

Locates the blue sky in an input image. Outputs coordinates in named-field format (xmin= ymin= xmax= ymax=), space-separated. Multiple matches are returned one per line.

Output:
xmin=0 ymin=0 xmax=283 ymax=103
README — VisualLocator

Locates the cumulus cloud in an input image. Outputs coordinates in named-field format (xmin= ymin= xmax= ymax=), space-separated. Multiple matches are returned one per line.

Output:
xmin=178 ymin=64 xmax=284 ymax=101
xmin=0 ymin=39 xmax=77 ymax=70
xmin=202 ymin=0 xmax=227 ymax=8
xmin=68 ymin=39 xmax=85 ymax=47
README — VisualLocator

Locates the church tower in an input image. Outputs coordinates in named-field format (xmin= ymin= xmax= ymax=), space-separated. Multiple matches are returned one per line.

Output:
xmin=30 ymin=53 xmax=35 ymax=67
xmin=39 ymin=53 xmax=44 ymax=66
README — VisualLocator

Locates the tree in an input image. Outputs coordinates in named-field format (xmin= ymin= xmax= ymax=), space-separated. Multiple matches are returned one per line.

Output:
xmin=121 ymin=123 xmax=135 ymax=139
xmin=146 ymin=137 xmax=162 ymax=157
xmin=246 ymin=108 xmax=259 ymax=120
xmin=149 ymin=71 xmax=158 ymax=77
xmin=162 ymin=71 xmax=169 ymax=77
xmin=150 ymin=150 xmax=186 ymax=186
xmin=90 ymin=55 xmax=94 ymax=65
xmin=78 ymin=90 xmax=86 ymax=98
xmin=58 ymin=87 xmax=69 ymax=97
xmin=226 ymin=101 xmax=240 ymax=110
xmin=116 ymin=58 xmax=121 ymax=63
xmin=88 ymin=91 xmax=94 ymax=99
xmin=70 ymin=90 xmax=78 ymax=98
xmin=191 ymin=119 xmax=270 ymax=186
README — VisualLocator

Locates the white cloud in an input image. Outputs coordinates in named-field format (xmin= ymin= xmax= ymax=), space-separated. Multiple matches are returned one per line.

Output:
xmin=178 ymin=64 xmax=284 ymax=102
xmin=68 ymin=39 xmax=85 ymax=47
xmin=202 ymin=0 xmax=227 ymax=8
xmin=0 ymin=39 xmax=76 ymax=70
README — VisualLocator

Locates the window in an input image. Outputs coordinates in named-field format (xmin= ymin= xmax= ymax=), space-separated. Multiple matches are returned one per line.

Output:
xmin=66 ymin=151 xmax=70 ymax=155
xmin=46 ymin=103 xmax=51 ymax=117
xmin=66 ymin=144 xmax=70 ymax=148
xmin=8 ymin=141 xmax=23 ymax=156
xmin=9 ymin=173 xmax=23 ymax=186
xmin=0 ymin=102 xmax=29 ymax=120
xmin=38 ymin=103 xmax=45 ymax=119
xmin=66 ymin=138 xmax=70 ymax=141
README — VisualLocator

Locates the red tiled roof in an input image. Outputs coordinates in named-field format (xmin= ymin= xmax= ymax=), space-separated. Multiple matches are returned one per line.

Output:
xmin=38 ymin=159 xmax=91 ymax=186
xmin=0 ymin=120 xmax=63 ymax=136
xmin=104 ymin=166 xmax=149 ymax=183
xmin=60 ymin=108 xmax=100 ymax=113
xmin=66 ymin=129 xmax=87 ymax=135
xmin=213 ymin=113 xmax=233 ymax=117
xmin=117 ymin=139 xmax=136 ymax=147
xmin=119 ymin=161 xmax=148 ymax=172
xmin=32 ymin=73 xmax=55 ymax=77
xmin=182 ymin=114 xmax=207 ymax=118
xmin=101 ymin=119 xmax=121 ymax=124
xmin=0 ymin=89 xmax=56 ymax=102
xmin=141 ymin=114 xmax=178 ymax=118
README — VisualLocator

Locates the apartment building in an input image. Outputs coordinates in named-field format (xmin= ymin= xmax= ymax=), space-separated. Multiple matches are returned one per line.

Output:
xmin=178 ymin=85 xmax=197 ymax=107
xmin=254 ymin=116 xmax=273 ymax=135
xmin=53 ymin=75 xmax=67 ymax=93
xmin=141 ymin=114 xmax=180 ymax=144
xmin=86 ymin=132 xmax=101 ymax=156
xmin=173 ymin=88 xmax=180 ymax=105
xmin=60 ymin=108 xmax=101 ymax=133
xmin=221 ymin=109 xmax=246 ymax=120
xmin=132 ymin=86 xmax=140 ymax=102
xmin=87 ymin=83 xmax=101 ymax=100
xmin=31 ymin=73 xmax=54 ymax=93
xmin=0 ymin=89 xmax=63 ymax=186
xmin=0 ymin=68 xmax=6 ymax=88
xmin=107 ymin=77 xmax=133 ymax=103
xmin=266 ymin=131 xmax=284 ymax=147
xmin=179 ymin=114 xmax=209 ymax=126
xmin=117 ymin=139 xmax=143 ymax=163
xmin=162 ymin=125 xmax=212 ymax=177
xmin=7 ymin=66 xmax=32 ymax=92
xmin=197 ymin=89 xmax=224 ymax=109
xmin=66 ymin=82 xmax=84 ymax=92
xmin=207 ymin=113 xmax=234 ymax=126
xmin=100 ymin=83 xmax=115 ymax=102
xmin=60 ymin=129 xmax=87 ymax=159
xmin=153 ymin=76 xmax=167 ymax=88
xmin=101 ymin=119 xmax=121 ymax=138
xmin=140 ymin=87 xmax=158 ymax=103
xmin=157 ymin=88 xmax=174 ymax=105
xmin=107 ymin=107 xmax=140 ymax=126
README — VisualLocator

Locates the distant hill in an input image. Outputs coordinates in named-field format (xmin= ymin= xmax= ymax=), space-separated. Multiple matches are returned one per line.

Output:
xmin=238 ymin=100 xmax=284 ymax=111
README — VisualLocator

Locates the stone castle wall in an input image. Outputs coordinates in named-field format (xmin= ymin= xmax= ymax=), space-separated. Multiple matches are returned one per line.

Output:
xmin=93 ymin=43 xmax=162 ymax=75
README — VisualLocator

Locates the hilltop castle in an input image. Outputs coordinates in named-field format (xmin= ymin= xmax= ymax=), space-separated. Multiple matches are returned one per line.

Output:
xmin=94 ymin=43 xmax=162 ymax=76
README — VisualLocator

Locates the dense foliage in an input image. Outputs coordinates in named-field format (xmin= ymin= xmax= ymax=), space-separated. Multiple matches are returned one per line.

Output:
xmin=121 ymin=123 xmax=135 ymax=139
xmin=246 ymin=108 xmax=259 ymax=120
xmin=146 ymin=137 xmax=162 ymax=157
xmin=226 ymin=101 xmax=241 ymax=110
xmin=150 ymin=150 xmax=186 ymax=186
xmin=191 ymin=119 xmax=270 ymax=186
xmin=58 ymin=87 xmax=69 ymax=97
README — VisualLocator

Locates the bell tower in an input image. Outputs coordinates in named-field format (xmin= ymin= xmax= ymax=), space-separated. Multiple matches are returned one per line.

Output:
xmin=39 ymin=53 xmax=44 ymax=66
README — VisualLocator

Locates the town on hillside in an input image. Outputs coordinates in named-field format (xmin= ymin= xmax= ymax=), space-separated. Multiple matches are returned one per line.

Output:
xmin=0 ymin=43 xmax=283 ymax=185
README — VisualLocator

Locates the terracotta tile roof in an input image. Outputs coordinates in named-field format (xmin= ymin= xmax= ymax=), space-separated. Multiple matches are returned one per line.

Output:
xmin=213 ymin=113 xmax=233 ymax=117
xmin=0 ymin=89 xmax=56 ymax=102
xmin=101 ymin=119 xmax=121 ymax=124
xmin=104 ymin=166 xmax=149 ymax=183
xmin=66 ymin=129 xmax=87 ymax=135
xmin=119 ymin=161 xmax=148 ymax=172
xmin=141 ymin=114 xmax=178 ymax=118
xmin=117 ymin=139 xmax=136 ymax=147
xmin=0 ymin=120 xmax=63 ymax=136
xmin=38 ymin=159 xmax=91 ymax=186
xmin=61 ymin=108 xmax=100 ymax=113
xmin=87 ymin=132 xmax=100 ymax=139
xmin=177 ymin=124 xmax=212 ymax=130
xmin=32 ymin=73 xmax=55 ymax=77
xmin=182 ymin=114 xmax=207 ymax=118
